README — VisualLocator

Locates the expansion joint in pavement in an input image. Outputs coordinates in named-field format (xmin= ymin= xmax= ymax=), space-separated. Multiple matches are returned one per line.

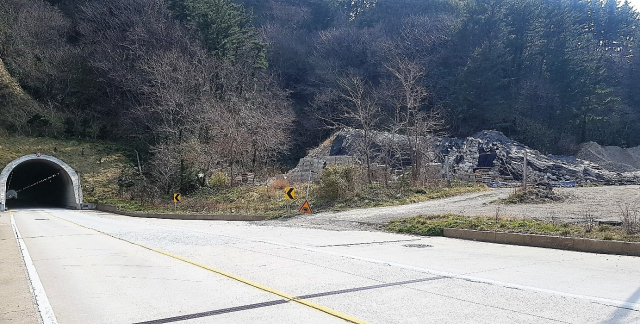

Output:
xmin=43 ymin=210 xmax=368 ymax=324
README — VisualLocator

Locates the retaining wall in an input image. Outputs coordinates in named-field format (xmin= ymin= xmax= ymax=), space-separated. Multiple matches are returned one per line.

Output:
xmin=96 ymin=203 xmax=268 ymax=221
xmin=443 ymin=228 xmax=640 ymax=256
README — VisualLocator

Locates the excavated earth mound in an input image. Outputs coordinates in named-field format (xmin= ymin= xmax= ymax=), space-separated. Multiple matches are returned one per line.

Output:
xmin=576 ymin=142 xmax=640 ymax=173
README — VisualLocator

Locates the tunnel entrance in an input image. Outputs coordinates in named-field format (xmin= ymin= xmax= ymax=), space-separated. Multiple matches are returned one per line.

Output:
xmin=1 ymin=154 xmax=83 ymax=210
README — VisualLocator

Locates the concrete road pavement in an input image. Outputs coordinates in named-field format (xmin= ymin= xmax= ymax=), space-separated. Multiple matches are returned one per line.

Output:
xmin=8 ymin=208 xmax=640 ymax=323
xmin=0 ymin=213 xmax=39 ymax=324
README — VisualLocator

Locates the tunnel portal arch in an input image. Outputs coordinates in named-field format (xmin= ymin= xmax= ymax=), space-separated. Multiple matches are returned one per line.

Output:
xmin=1 ymin=154 xmax=83 ymax=210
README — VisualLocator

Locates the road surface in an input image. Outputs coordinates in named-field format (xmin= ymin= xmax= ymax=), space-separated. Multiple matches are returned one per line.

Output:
xmin=269 ymin=186 xmax=640 ymax=231
xmin=6 ymin=208 xmax=640 ymax=323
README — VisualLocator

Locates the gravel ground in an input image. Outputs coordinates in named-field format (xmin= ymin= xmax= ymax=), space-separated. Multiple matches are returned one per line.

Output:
xmin=263 ymin=185 xmax=640 ymax=231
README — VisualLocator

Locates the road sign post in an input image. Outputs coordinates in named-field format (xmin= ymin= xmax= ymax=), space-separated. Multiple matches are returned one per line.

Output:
xmin=299 ymin=200 xmax=312 ymax=214
xmin=285 ymin=187 xmax=295 ymax=200
xmin=285 ymin=187 xmax=295 ymax=215
xmin=173 ymin=193 xmax=181 ymax=211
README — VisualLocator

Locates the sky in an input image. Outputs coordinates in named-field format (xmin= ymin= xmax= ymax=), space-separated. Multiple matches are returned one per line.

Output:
xmin=626 ymin=0 xmax=640 ymax=11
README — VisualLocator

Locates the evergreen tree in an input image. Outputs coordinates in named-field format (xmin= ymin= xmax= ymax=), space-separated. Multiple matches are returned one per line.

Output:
xmin=167 ymin=0 xmax=266 ymax=67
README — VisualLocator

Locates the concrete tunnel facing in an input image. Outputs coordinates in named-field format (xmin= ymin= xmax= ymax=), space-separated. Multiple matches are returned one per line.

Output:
xmin=0 ymin=154 xmax=83 ymax=211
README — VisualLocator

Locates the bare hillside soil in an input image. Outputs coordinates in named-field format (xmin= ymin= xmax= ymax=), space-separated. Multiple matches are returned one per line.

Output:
xmin=267 ymin=185 xmax=640 ymax=231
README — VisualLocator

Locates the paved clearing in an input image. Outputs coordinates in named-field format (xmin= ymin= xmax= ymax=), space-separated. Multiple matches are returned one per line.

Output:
xmin=9 ymin=208 xmax=640 ymax=323
xmin=269 ymin=185 xmax=640 ymax=231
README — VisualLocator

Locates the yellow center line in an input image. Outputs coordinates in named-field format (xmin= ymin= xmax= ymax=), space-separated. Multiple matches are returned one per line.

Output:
xmin=42 ymin=211 xmax=368 ymax=324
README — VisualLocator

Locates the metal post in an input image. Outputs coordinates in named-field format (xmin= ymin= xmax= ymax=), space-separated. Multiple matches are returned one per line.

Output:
xmin=445 ymin=155 xmax=451 ymax=187
xmin=134 ymin=149 xmax=143 ymax=175
xmin=523 ymin=149 xmax=528 ymax=191
xmin=306 ymin=163 xmax=312 ymax=201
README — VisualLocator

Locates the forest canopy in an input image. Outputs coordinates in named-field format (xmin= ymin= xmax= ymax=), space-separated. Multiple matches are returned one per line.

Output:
xmin=1 ymin=0 xmax=639 ymax=192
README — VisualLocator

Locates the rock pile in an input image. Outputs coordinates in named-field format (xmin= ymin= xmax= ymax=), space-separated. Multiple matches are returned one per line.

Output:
xmin=286 ymin=128 xmax=640 ymax=185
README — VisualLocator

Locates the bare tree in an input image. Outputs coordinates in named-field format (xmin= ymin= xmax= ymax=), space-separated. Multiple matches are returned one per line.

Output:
xmin=385 ymin=57 xmax=426 ymax=181
xmin=384 ymin=53 xmax=446 ymax=183
xmin=334 ymin=74 xmax=384 ymax=184
xmin=77 ymin=0 xmax=294 ymax=192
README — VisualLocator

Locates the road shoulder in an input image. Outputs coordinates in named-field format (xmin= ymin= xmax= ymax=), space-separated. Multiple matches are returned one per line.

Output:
xmin=0 ymin=212 xmax=39 ymax=324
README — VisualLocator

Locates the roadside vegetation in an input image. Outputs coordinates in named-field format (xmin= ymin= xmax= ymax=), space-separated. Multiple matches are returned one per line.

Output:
xmin=102 ymin=170 xmax=484 ymax=218
xmin=1 ymin=136 xmax=483 ymax=217
xmin=497 ymin=186 xmax=565 ymax=204
xmin=387 ymin=214 xmax=640 ymax=242
xmin=311 ymin=165 xmax=484 ymax=211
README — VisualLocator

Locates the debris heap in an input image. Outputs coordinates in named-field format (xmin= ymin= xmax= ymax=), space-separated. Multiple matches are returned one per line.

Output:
xmin=286 ymin=128 xmax=640 ymax=185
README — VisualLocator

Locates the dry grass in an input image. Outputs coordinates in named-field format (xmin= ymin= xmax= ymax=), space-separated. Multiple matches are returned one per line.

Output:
xmin=620 ymin=204 xmax=639 ymax=235
xmin=268 ymin=177 xmax=289 ymax=191
xmin=500 ymin=185 xmax=564 ymax=204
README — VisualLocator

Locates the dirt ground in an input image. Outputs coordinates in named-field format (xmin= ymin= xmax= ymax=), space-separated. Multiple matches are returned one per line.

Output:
xmin=267 ymin=185 xmax=640 ymax=231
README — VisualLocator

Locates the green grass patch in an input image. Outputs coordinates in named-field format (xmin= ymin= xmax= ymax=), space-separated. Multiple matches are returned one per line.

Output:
xmin=387 ymin=214 xmax=640 ymax=242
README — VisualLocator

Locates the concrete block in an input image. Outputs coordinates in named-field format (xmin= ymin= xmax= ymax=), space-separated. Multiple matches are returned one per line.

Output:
xmin=528 ymin=235 xmax=573 ymax=250
xmin=445 ymin=228 xmax=639 ymax=257
xmin=573 ymin=238 xmax=623 ymax=255
xmin=493 ymin=232 xmax=509 ymax=244
xmin=444 ymin=228 xmax=495 ymax=242
xmin=81 ymin=203 xmax=97 ymax=210
xmin=442 ymin=228 xmax=461 ymax=238
xmin=96 ymin=203 xmax=118 ymax=213
xmin=622 ymin=242 xmax=640 ymax=256
xmin=494 ymin=232 xmax=532 ymax=246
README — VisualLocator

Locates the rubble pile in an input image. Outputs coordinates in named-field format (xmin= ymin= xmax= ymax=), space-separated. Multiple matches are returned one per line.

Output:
xmin=286 ymin=128 xmax=640 ymax=185
xmin=502 ymin=185 xmax=565 ymax=204
xmin=440 ymin=130 xmax=640 ymax=185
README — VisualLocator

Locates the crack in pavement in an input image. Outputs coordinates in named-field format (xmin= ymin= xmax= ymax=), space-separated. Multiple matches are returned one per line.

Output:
xmin=315 ymin=238 xmax=421 ymax=247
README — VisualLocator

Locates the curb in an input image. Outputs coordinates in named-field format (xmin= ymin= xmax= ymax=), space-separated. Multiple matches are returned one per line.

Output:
xmin=95 ymin=203 xmax=268 ymax=221
xmin=443 ymin=228 xmax=640 ymax=257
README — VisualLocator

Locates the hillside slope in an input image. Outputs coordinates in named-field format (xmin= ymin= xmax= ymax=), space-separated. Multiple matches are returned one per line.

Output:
xmin=0 ymin=58 xmax=39 ymax=134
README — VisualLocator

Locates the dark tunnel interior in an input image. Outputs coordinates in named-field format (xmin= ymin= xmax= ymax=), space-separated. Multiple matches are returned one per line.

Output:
xmin=5 ymin=159 xmax=74 ymax=209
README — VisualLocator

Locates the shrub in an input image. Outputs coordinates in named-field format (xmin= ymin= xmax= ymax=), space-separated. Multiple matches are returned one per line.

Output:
xmin=620 ymin=204 xmax=639 ymax=235
xmin=209 ymin=171 xmax=229 ymax=189
xmin=268 ymin=177 xmax=289 ymax=191
xmin=317 ymin=164 xmax=360 ymax=201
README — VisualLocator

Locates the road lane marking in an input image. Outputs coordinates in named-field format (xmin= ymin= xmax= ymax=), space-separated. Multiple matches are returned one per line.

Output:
xmin=251 ymin=238 xmax=640 ymax=312
xmin=73 ymin=209 xmax=640 ymax=312
xmin=44 ymin=211 xmax=367 ymax=324
xmin=82 ymin=210 xmax=640 ymax=312
xmin=10 ymin=210 xmax=59 ymax=324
